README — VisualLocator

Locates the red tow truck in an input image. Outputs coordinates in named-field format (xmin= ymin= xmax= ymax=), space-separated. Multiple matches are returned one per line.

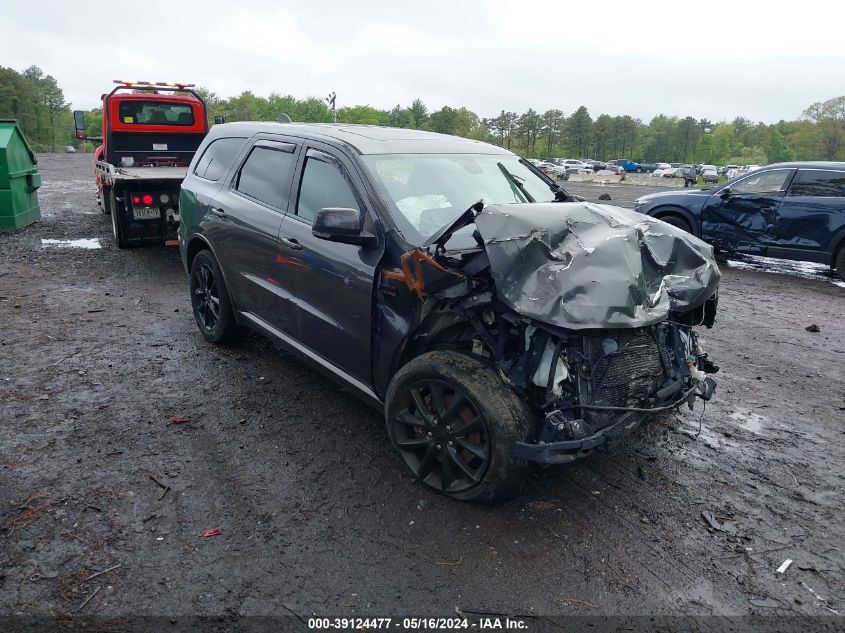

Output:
xmin=73 ymin=81 xmax=210 ymax=248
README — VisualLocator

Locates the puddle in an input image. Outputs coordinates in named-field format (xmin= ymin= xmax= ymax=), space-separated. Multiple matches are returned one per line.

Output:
xmin=727 ymin=255 xmax=845 ymax=288
xmin=729 ymin=410 xmax=767 ymax=434
xmin=41 ymin=238 xmax=102 ymax=250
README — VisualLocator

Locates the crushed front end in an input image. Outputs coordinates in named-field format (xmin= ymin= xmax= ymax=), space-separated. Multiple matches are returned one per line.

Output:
xmin=380 ymin=201 xmax=722 ymax=465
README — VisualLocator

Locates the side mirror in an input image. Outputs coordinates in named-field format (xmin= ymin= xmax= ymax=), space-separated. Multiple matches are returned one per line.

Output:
xmin=73 ymin=110 xmax=86 ymax=140
xmin=312 ymin=207 xmax=376 ymax=247
xmin=719 ymin=186 xmax=732 ymax=199
xmin=214 ymin=115 xmax=226 ymax=125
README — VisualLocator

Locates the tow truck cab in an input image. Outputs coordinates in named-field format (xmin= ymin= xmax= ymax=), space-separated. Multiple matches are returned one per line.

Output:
xmin=74 ymin=81 xmax=209 ymax=247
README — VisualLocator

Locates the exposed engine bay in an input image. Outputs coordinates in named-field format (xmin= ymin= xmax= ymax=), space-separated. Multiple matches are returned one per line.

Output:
xmin=380 ymin=201 xmax=722 ymax=464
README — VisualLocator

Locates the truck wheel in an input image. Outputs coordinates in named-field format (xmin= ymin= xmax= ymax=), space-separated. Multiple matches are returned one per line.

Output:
xmin=109 ymin=190 xmax=129 ymax=249
xmin=835 ymin=247 xmax=845 ymax=282
xmin=386 ymin=350 xmax=534 ymax=503
xmin=189 ymin=250 xmax=241 ymax=343
xmin=101 ymin=187 xmax=111 ymax=215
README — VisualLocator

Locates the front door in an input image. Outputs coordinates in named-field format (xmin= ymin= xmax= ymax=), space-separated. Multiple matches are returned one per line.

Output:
xmin=275 ymin=145 xmax=381 ymax=384
xmin=701 ymin=168 xmax=795 ymax=254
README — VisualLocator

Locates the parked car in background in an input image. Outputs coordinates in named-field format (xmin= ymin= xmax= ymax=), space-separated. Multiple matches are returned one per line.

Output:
xmin=179 ymin=122 xmax=721 ymax=501
xmin=651 ymin=164 xmax=675 ymax=178
xmin=736 ymin=164 xmax=762 ymax=177
xmin=612 ymin=159 xmax=644 ymax=173
xmin=587 ymin=160 xmax=607 ymax=171
xmin=538 ymin=161 xmax=568 ymax=179
xmin=701 ymin=165 xmax=719 ymax=183
xmin=634 ymin=162 xmax=845 ymax=280
xmin=639 ymin=163 xmax=659 ymax=173
xmin=724 ymin=165 xmax=740 ymax=178
xmin=561 ymin=159 xmax=593 ymax=174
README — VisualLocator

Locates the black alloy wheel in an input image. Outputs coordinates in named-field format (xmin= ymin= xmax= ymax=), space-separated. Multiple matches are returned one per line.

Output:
xmin=193 ymin=262 xmax=220 ymax=333
xmin=189 ymin=250 xmax=241 ymax=343
xmin=391 ymin=379 xmax=491 ymax=494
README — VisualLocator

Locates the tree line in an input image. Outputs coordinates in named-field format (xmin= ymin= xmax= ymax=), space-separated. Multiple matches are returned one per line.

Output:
xmin=2 ymin=65 xmax=844 ymax=165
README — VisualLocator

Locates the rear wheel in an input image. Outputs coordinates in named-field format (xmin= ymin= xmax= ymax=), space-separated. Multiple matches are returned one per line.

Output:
xmin=386 ymin=350 xmax=533 ymax=503
xmin=189 ymin=250 xmax=241 ymax=343
xmin=109 ymin=190 xmax=128 ymax=249
xmin=835 ymin=246 xmax=845 ymax=282
xmin=657 ymin=214 xmax=693 ymax=235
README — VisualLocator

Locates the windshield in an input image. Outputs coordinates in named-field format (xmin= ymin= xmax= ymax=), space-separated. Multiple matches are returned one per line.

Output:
xmin=362 ymin=153 xmax=558 ymax=243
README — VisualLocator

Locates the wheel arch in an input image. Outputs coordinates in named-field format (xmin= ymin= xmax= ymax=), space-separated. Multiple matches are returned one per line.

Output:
xmin=649 ymin=205 xmax=699 ymax=236
xmin=185 ymin=235 xmax=240 ymax=315
xmin=827 ymin=227 xmax=845 ymax=268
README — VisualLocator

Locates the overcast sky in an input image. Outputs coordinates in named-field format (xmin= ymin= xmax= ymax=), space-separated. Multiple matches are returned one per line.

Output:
xmin=4 ymin=0 xmax=843 ymax=122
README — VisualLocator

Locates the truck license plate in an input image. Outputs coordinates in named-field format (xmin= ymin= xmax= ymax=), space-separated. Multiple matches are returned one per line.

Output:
xmin=133 ymin=207 xmax=160 ymax=220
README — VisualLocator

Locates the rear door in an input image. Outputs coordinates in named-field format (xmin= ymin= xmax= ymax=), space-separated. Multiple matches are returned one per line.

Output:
xmin=208 ymin=138 xmax=300 ymax=327
xmin=274 ymin=144 xmax=382 ymax=384
xmin=774 ymin=169 xmax=845 ymax=256
xmin=701 ymin=168 xmax=795 ymax=254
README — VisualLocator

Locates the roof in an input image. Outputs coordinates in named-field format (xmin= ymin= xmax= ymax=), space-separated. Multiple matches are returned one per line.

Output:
xmin=764 ymin=161 xmax=845 ymax=170
xmin=210 ymin=122 xmax=513 ymax=155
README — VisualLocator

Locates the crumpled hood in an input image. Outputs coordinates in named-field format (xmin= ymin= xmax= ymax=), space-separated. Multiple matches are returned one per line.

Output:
xmin=474 ymin=202 xmax=720 ymax=330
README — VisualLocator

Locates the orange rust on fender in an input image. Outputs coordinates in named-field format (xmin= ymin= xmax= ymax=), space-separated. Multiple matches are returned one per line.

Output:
xmin=398 ymin=249 xmax=464 ymax=299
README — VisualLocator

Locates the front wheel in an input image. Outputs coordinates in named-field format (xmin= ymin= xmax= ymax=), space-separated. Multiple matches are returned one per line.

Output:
xmin=189 ymin=250 xmax=241 ymax=343
xmin=658 ymin=214 xmax=693 ymax=235
xmin=835 ymin=247 xmax=845 ymax=282
xmin=386 ymin=350 xmax=534 ymax=503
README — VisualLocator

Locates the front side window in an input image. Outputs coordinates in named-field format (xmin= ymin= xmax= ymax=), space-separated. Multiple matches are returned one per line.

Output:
xmin=787 ymin=170 xmax=845 ymax=197
xmin=362 ymin=154 xmax=558 ymax=243
xmin=235 ymin=144 xmax=297 ymax=210
xmin=730 ymin=169 xmax=792 ymax=195
xmin=118 ymin=101 xmax=195 ymax=126
xmin=296 ymin=152 xmax=360 ymax=224
xmin=194 ymin=137 xmax=247 ymax=181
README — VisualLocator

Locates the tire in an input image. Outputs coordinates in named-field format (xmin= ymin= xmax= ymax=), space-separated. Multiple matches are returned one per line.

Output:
xmin=385 ymin=350 xmax=534 ymax=503
xmin=835 ymin=246 xmax=845 ymax=282
xmin=636 ymin=167 xmax=644 ymax=173
xmin=658 ymin=214 xmax=693 ymax=235
xmin=109 ymin=189 xmax=129 ymax=249
xmin=189 ymin=249 xmax=241 ymax=344
xmin=101 ymin=187 xmax=111 ymax=215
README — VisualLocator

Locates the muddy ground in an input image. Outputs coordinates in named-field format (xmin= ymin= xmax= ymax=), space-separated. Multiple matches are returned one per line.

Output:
xmin=1 ymin=154 xmax=843 ymax=627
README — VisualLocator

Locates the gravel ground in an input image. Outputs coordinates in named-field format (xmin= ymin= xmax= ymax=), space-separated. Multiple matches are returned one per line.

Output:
xmin=1 ymin=154 xmax=843 ymax=628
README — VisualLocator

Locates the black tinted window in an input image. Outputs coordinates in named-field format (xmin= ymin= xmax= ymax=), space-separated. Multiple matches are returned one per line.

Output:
xmin=296 ymin=153 xmax=360 ymax=223
xmin=788 ymin=170 xmax=845 ymax=197
xmin=194 ymin=137 xmax=246 ymax=181
xmin=236 ymin=145 xmax=296 ymax=209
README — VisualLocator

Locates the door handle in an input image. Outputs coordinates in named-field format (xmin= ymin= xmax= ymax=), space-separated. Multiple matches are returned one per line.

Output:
xmin=280 ymin=237 xmax=302 ymax=251
xmin=210 ymin=206 xmax=226 ymax=217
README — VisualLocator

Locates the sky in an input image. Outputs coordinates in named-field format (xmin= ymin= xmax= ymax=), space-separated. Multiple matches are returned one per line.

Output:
xmin=3 ymin=0 xmax=844 ymax=123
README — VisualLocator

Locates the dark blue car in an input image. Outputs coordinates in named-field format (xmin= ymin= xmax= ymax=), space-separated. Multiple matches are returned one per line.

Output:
xmin=634 ymin=162 xmax=845 ymax=281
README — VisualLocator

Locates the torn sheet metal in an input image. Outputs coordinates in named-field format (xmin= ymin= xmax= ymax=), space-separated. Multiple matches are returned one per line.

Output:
xmin=474 ymin=202 xmax=720 ymax=330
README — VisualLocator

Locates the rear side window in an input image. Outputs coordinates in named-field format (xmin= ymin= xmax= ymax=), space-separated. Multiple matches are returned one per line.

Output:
xmin=235 ymin=144 xmax=297 ymax=210
xmin=787 ymin=170 xmax=845 ymax=197
xmin=194 ymin=137 xmax=247 ymax=181
xmin=296 ymin=152 xmax=360 ymax=223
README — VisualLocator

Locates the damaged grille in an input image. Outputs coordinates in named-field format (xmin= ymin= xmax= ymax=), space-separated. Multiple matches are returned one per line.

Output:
xmin=581 ymin=327 xmax=672 ymax=411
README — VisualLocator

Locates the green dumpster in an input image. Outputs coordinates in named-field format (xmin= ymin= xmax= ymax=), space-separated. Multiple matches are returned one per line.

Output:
xmin=0 ymin=119 xmax=41 ymax=231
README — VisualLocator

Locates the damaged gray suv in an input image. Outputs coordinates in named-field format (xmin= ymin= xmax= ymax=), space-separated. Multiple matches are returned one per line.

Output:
xmin=179 ymin=123 xmax=721 ymax=502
